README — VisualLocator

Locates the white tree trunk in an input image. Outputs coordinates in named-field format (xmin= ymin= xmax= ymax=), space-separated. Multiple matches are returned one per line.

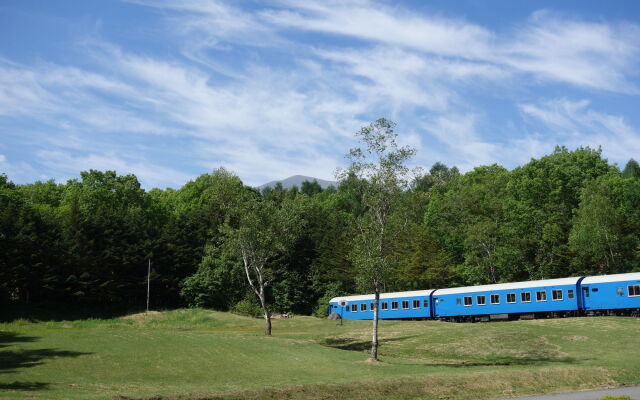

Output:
xmin=258 ymin=291 xmax=272 ymax=336
xmin=242 ymin=251 xmax=272 ymax=336
xmin=371 ymin=287 xmax=380 ymax=360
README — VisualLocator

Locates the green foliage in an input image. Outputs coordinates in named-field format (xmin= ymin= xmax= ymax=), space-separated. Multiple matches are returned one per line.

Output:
xmin=301 ymin=180 xmax=323 ymax=196
xmin=569 ymin=174 xmax=640 ymax=274
xmin=622 ymin=158 xmax=640 ymax=178
xmin=179 ymin=244 xmax=243 ymax=309
xmin=395 ymin=224 xmax=454 ymax=290
xmin=598 ymin=396 xmax=632 ymax=400
xmin=506 ymin=146 xmax=615 ymax=279
xmin=230 ymin=296 xmax=263 ymax=318
xmin=312 ymin=282 xmax=343 ymax=318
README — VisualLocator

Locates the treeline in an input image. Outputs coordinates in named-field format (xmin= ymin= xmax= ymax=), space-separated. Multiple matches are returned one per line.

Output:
xmin=2 ymin=147 xmax=640 ymax=315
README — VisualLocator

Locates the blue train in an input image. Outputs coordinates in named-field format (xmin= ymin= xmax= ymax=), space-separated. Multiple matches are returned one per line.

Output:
xmin=329 ymin=272 xmax=640 ymax=322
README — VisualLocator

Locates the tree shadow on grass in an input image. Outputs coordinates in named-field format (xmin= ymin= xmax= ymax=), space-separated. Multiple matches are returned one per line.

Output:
xmin=321 ymin=335 xmax=419 ymax=351
xmin=0 ymin=331 xmax=91 ymax=391
xmin=391 ymin=355 xmax=582 ymax=368
xmin=0 ymin=381 xmax=49 ymax=390
xmin=320 ymin=335 xmax=581 ymax=367
xmin=0 ymin=301 xmax=136 ymax=323
xmin=0 ymin=331 xmax=38 ymax=349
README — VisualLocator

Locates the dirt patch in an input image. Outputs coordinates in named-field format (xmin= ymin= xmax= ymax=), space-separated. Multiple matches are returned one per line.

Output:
xmin=123 ymin=311 xmax=163 ymax=321
xmin=363 ymin=357 xmax=385 ymax=365
xmin=564 ymin=335 xmax=589 ymax=341
xmin=271 ymin=313 xmax=294 ymax=319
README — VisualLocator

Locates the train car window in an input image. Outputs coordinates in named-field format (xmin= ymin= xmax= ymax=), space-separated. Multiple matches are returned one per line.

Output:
xmin=412 ymin=300 xmax=420 ymax=309
xmin=423 ymin=300 xmax=429 ymax=308
xmin=490 ymin=294 xmax=500 ymax=304
xmin=464 ymin=296 xmax=472 ymax=306
xmin=521 ymin=292 xmax=531 ymax=302
xmin=552 ymin=290 xmax=563 ymax=301
xmin=617 ymin=287 xmax=624 ymax=296
xmin=536 ymin=291 xmax=547 ymax=302
xmin=456 ymin=298 xmax=462 ymax=305
xmin=381 ymin=302 xmax=388 ymax=310
xmin=506 ymin=293 xmax=516 ymax=303
xmin=628 ymin=285 xmax=640 ymax=297
xmin=361 ymin=303 xmax=367 ymax=311
xmin=351 ymin=304 xmax=357 ymax=312
xmin=477 ymin=295 xmax=486 ymax=305
xmin=391 ymin=301 xmax=398 ymax=310
xmin=568 ymin=289 xmax=575 ymax=299
xmin=402 ymin=300 xmax=409 ymax=309
xmin=370 ymin=303 xmax=375 ymax=311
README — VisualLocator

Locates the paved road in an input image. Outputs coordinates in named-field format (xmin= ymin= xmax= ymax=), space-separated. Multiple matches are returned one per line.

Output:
xmin=495 ymin=386 xmax=640 ymax=400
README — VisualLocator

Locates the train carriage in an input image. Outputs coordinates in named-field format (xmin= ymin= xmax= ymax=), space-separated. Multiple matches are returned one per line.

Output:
xmin=329 ymin=290 xmax=435 ymax=320
xmin=581 ymin=272 xmax=640 ymax=314
xmin=432 ymin=277 xmax=583 ymax=321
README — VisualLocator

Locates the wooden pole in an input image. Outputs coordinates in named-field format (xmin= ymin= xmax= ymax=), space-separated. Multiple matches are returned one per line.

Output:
xmin=146 ymin=259 xmax=150 ymax=312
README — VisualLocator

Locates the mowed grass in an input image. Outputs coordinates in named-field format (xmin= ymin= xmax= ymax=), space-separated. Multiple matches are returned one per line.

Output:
xmin=0 ymin=309 xmax=638 ymax=400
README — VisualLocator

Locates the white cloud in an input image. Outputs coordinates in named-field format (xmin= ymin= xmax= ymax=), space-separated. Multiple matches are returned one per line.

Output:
xmin=420 ymin=113 xmax=501 ymax=171
xmin=36 ymin=150 xmax=192 ymax=189
xmin=261 ymin=1 xmax=640 ymax=93
xmin=501 ymin=12 xmax=640 ymax=93
xmin=0 ymin=154 xmax=43 ymax=184
xmin=519 ymin=98 xmax=640 ymax=164
xmin=0 ymin=59 xmax=174 ymax=135
xmin=262 ymin=0 xmax=494 ymax=59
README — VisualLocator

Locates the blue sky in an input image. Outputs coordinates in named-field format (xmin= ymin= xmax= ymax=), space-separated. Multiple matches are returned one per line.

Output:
xmin=1 ymin=0 xmax=639 ymax=188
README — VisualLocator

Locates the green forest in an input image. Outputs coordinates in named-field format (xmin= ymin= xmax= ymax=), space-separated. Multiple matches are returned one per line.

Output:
xmin=2 ymin=145 xmax=640 ymax=317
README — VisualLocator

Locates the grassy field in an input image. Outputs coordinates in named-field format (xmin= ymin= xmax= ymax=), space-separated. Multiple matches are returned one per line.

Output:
xmin=0 ymin=309 xmax=639 ymax=400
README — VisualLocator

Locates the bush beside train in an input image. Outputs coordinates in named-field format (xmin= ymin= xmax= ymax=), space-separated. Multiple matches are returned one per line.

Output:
xmin=329 ymin=272 xmax=640 ymax=322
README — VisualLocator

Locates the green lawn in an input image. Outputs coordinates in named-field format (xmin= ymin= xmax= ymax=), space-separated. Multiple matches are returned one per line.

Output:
xmin=1 ymin=309 xmax=638 ymax=399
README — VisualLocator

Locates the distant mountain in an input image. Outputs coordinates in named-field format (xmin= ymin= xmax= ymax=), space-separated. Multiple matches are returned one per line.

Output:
xmin=258 ymin=175 xmax=338 ymax=190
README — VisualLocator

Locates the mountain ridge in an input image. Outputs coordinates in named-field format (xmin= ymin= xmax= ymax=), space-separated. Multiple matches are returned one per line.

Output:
xmin=258 ymin=175 xmax=338 ymax=190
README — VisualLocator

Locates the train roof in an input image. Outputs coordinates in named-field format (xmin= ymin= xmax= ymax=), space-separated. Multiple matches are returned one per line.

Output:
xmin=582 ymin=272 xmax=640 ymax=284
xmin=330 ymin=289 xmax=435 ymax=303
xmin=328 ymin=273 xmax=640 ymax=304
xmin=434 ymin=277 xmax=583 ymax=295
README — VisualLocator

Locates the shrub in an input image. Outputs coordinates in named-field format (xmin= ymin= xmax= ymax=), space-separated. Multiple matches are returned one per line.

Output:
xmin=312 ymin=283 xmax=343 ymax=318
xmin=179 ymin=245 xmax=243 ymax=309
xmin=231 ymin=296 xmax=263 ymax=318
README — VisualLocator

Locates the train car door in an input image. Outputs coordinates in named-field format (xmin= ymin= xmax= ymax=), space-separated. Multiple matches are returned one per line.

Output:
xmin=432 ymin=296 xmax=439 ymax=318
xmin=581 ymin=286 xmax=590 ymax=310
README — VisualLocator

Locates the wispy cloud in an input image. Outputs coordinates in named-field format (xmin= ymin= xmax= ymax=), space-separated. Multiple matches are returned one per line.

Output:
xmin=502 ymin=11 xmax=640 ymax=93
xmin=519 ymin=98 xmax=640 ymax=164
xmin=36 ymin=149 xmax=193 ymax=188
xmin=262 ymin=1 xmax=494 ymax=59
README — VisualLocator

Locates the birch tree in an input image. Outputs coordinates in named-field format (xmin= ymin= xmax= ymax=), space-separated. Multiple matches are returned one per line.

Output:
xmin=337 ymin=118 xmax=416 ymax=361
xmin=224 ymin=197 xmax=302 ymax=335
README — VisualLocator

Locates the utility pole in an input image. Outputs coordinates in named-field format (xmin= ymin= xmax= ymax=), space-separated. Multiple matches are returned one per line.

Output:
xmin=146 ymin=259 xmax=151 ymax=312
